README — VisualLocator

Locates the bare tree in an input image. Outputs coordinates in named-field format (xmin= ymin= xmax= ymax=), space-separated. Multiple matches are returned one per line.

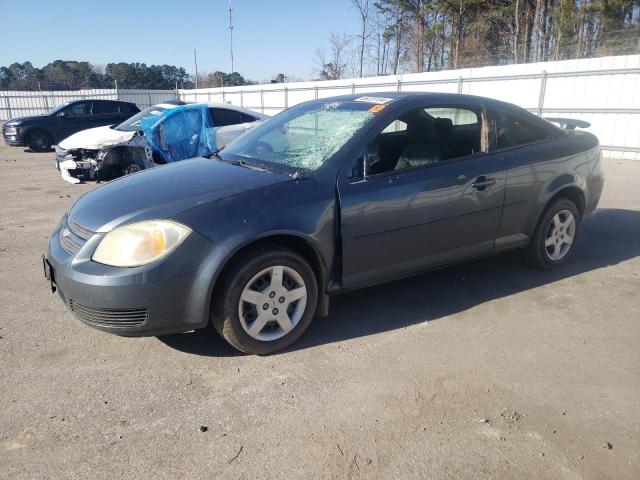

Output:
xmin=350 ymin=0 xmax=371 ymax=77
xmin=370 ymin=7 xmax=394 ymax=75
xmin=313 ymin=33 xmax=353 ymax=80
xmin=513 ymin=0 xmax=521 ymax=63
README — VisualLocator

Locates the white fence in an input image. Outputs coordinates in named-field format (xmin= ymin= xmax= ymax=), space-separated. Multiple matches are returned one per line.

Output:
xmin=2 ymin=55 xmax=639 ymax=159
xmin=180 ymin=54 xmax=640 ymax=160
xmin=0 ymin=89 xmax=177 ymax=119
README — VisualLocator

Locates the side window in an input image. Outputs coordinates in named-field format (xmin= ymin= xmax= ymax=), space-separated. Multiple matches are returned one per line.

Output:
xmin=210 ymin=108 xmax=242 ymax=127
xmin=381 ymin=119 xmax=407 ymax=133
xmin=240 ymin=112 xmax=258 ymax=123
xmin=495 ymin=110 xmax=549 ymax=149
xmin=92 ymin=101 xmax=119 ymax=115
xmin=65 ymin=101 xmax=92 ymax=116
xmin=118 ymin=103 xmax=137 ymax=114
xmin=365 ymin=105 xmax=485 ymax=176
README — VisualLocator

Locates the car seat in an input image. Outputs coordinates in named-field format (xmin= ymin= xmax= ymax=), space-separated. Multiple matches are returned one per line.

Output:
xmin=394 ymin=118 xmax=446 ymax=170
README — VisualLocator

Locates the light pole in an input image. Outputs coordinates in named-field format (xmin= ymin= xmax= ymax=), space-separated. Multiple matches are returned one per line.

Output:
xmin=228 ymin=0 xmax=234 ymax=73
xmin=193 ymin=48 xmax=199 ymax=89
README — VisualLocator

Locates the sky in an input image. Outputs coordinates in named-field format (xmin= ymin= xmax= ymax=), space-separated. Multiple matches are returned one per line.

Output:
xmin=0 ymin=0 xmax=360 ymax=82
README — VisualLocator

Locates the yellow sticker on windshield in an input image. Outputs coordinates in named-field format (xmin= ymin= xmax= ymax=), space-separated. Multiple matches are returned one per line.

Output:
xmin=368 ymin=104 xmax=385 ymax=113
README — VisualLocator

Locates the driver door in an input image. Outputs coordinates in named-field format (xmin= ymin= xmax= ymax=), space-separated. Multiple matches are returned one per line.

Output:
xmin=53 ymin=101 xmax=93 ymax=141
xmin=338 ymin=103 xmax=506 ymax=287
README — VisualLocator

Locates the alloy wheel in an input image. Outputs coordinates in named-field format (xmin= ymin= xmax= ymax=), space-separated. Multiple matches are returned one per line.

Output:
xmin=30 ymin=132 xmax=48 ymax=150
xmin=544 ymin=209 xmax=576 ymax=261
xmin=238 ymin=265 xmax=307 ymax=342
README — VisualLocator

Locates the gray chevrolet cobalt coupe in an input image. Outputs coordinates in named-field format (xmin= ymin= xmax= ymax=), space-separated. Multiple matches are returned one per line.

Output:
xmin=44 ymin=93 xmax=604 ymax=354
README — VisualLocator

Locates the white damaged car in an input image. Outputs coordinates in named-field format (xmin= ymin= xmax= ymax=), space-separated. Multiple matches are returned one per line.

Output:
xmin=55 ymin=101 xmax=267 ymax=183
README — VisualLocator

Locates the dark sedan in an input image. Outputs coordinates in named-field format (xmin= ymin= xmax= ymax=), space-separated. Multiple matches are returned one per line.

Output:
xmin=3 ymin=99 xmax=139 ymax=151
xmin=44 ymin=93 xmax=604 ymax=354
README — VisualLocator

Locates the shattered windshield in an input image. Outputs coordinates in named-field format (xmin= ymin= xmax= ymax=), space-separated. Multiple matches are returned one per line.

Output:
xmin=220 ymin=100 xmax=378 ymax=174
xmin=115 ymin=104 xmax=175 ymax=132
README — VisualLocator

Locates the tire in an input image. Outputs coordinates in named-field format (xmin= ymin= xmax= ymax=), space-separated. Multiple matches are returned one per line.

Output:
xmin=211 ymin=245 xmax=318 ymax=354
xmin=26 ymin=130 xmax=53 ymax=152
xmin=526 ymin=198 xmax=580 ymax=269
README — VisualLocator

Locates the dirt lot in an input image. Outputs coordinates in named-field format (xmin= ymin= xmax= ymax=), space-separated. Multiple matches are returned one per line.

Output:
xmin=0 ymin=144 xmax=638 ymax=480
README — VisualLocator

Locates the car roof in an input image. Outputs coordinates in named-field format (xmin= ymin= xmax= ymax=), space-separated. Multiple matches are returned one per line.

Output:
xmin=148 ymin=101 xmax=267 ymax=119
xmin=68 ymin=99 xmax=137 ymax=104
xmin=309 ymin=91 xmax=503 ymax=105
xmin=203 ymin=102 xmax=268 ymax=119
xmin=303 ymin=91 xmax=546 ymax=123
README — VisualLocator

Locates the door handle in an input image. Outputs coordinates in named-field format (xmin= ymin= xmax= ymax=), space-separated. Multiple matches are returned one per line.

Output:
xmin=471 ymin=176 xmax=496 ymax=190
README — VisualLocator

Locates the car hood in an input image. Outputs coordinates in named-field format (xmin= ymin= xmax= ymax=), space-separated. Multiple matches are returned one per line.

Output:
xmin=5 ymin=114 xmax=48 ymax=124
xmin=58 ymin=125 xmax=137 ymax=150
xmin=68 ymin=157 xmax=291 ymax=233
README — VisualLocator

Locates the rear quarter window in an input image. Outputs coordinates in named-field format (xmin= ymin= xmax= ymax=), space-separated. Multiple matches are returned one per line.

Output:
xmin=119 ymin=103 xmax=139 ymax=114
xmin=240 ymin=112 xmax=259 ymax=123
xmin=92 ymin=101 xmax=120 ymax=114
xmin=495 ymin=110 xmax=549 ymax=149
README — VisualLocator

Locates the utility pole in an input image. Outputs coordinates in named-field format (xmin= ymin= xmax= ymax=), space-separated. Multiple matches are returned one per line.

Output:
xmin=193 ymin=48 xmax=199 ymax=89
xmin=228 ymin=0 xmax=234 ymax=73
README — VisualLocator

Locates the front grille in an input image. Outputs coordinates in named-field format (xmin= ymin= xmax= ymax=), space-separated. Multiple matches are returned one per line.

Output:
xmin=59 ymin=218 xmax=95 ymax=255
xmin=69 ymin=300 xmax=148 ymax=327
xmin=68 ymin=219 xmax=94 ymax=240
xmin=59 ymin=231 xmax=83 ymax=254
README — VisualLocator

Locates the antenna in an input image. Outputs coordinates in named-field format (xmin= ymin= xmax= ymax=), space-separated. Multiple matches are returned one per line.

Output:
xmin=228 ymin=0 xmax=234 ymax=73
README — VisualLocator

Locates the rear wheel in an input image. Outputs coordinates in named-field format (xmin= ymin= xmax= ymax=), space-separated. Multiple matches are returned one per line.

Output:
xmin=26 ymin=130 xmax=53 ymax=152
xmin=526 ymin=198 xmax=580 ymax=269
xmin=211 ymin=246 xmax=318 ymax=354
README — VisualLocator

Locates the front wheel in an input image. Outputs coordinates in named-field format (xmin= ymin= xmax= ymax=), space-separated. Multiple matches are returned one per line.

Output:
xmin=211 ymin=246 xmax=318 ymax=354
xmin=526 ymin=198 xmax=580 ymax=269
xmin=26 ymin=130 xmax=53 ymax=152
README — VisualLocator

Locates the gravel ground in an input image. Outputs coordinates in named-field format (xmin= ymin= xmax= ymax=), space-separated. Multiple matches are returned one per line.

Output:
xmin=0 ymin=144 xmax=638 ymax=480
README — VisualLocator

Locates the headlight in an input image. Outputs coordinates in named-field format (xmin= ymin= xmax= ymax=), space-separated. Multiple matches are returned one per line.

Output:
xmin=96 ymin=149 xmax=109 ymax=161
xmin=4 ymin=127 xmax=17 ymax=135
xmin=92 ymin=220 xmax=191 ymax=267
xmin=5 ymin=121 xmax=21 ymax=127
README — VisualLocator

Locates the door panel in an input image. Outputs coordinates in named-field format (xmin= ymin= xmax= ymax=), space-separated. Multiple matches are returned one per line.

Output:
xmin=338 ymin=154 xmax=506 ymax=287
xmin=53 ymin=101 xmax=93 ymax=141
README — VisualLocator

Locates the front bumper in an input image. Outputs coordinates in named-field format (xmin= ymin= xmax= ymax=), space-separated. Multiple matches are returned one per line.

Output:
xmin=55 ymin=147 xmax=100 ymax=183
xmin=45 ymin=219 xmax=219 ymax=336
xmin=2 ymin=128 xmax=25 ymax=146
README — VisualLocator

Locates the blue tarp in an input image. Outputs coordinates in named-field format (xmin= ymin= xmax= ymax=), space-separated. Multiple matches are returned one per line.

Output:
xmin=142 ymin=104 xmax=217 ymax=164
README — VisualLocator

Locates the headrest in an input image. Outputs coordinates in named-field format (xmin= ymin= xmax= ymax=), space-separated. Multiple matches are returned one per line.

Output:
xmin=406 ymin=117 xmax=438 ymax=141
xmin=433 ymin=117 xmax=453 ymax=138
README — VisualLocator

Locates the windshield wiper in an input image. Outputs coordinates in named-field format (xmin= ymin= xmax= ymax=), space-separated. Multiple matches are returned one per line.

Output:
xmin=235 ymin=160 xmax=270 ymax=172
xmin=209 ymin=146 xmax=227 ymax=160
xmin=222 ymin=156 xmax=270 ymax=172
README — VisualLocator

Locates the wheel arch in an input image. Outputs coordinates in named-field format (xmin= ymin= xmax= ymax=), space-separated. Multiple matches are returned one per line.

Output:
xmin=208 ymin=232 xmax=331 ymax=321
xmin=544 ymin=185 xmax=586 ymax=220
xmin=24 ymin=127 xmax=53 ymax=144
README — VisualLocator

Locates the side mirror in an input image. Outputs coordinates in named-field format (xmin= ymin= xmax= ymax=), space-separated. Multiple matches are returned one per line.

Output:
xmin=350 ymin=154 xmax=366 ymax=181
xmin=56 ymin=111 xmax=66 ymax=118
